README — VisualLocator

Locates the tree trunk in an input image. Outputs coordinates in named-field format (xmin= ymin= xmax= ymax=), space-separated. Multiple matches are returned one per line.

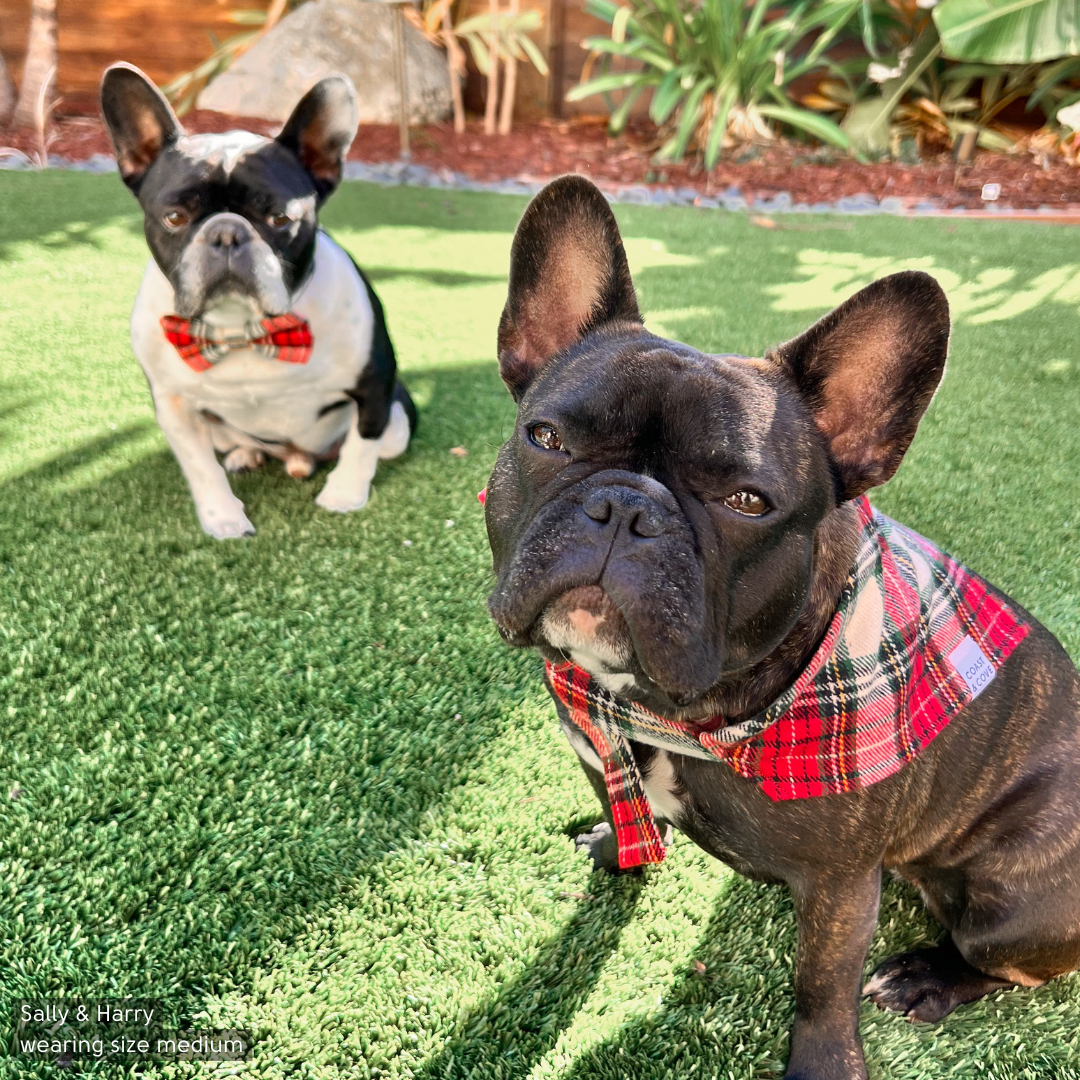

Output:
xmin=13 ymin=0 xmax=58 ymax=128
xmin=497 ymin=0 xmax=518 ymax=135
xmin=442 ymin=6 xmax=466 ymax=134
xmin=547 ymin=0 xmax=566 ymax=117
xmin=483 ymin=0 xmax=499 ymax=135
xmin=954 ymin=128 xmax=978 ymax=165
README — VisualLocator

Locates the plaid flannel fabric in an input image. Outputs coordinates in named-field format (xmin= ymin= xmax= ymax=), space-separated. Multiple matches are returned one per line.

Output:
xmin=160 ymin=313 xmax=313 ymax=373
xmin=545 ymin=496 xmax=1030 ymax=870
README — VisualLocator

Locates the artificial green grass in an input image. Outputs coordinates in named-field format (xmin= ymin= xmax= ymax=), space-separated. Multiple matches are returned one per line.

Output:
xmin=1 ymin=171 xmax=1080 ymax=1080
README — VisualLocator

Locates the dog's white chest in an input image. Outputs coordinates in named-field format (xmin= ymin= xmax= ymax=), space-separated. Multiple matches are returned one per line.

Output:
xmin=131 ymin=232 xmax=374 ymax=454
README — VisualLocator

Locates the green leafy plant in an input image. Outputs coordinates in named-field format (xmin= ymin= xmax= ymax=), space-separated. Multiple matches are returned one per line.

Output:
xmin=567 ymin=0 xmax=874 ymax=167
xmin=452 ymin=5 xmax=549 ymax=78
xmin=408 ymin=0 xmax=549 ymax=135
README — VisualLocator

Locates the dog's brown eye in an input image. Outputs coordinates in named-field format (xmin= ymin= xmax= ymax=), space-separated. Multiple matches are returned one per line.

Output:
xmin=723 ymin=490 xmax=769 ymax=516
xmin=529 ymin=423 xmax=563 ymax=451
xmin=268 ymin=211 xmax=290 ymax=227
xmin=163 ymin=209 xmax=190 ymax=229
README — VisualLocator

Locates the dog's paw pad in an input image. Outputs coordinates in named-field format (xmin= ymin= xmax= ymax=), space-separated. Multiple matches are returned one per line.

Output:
xmin=864 ymin=947 xmax=1008 ymax=1023
xmin=315 ymin=480 xmax=371 ymax=514
xmin=223 ymin=447 xmax=265 ymax=474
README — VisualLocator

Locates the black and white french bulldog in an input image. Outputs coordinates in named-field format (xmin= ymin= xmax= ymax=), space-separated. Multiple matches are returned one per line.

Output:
xmin=484 ymin=176 xmax=1080 ymax=1080
xmin=101 ymin=63 xmax=416 ymax=538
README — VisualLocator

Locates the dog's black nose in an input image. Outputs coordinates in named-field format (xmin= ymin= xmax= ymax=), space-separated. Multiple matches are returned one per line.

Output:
xmin=205 ymin=219 xmax=250 ymax=250
xmin=582 ymin=486 xmax=668 ymax=538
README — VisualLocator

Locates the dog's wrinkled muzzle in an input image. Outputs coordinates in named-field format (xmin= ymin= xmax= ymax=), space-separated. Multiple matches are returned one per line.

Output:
xmin=487 ymin=471 xmax=723 ymax=704
xmin=174 ymin=212 xmax=291 ymax=319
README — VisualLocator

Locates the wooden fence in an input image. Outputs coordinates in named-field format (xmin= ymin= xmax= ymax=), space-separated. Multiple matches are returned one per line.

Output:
xmin=1 ymin=0 xmax=239 ymax=107
xmin=0 ymin=0 xmax=607 ymax=117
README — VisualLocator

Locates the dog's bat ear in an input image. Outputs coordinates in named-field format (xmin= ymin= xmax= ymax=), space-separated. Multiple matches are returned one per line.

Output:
xmin=498 ymin=175 xmax=641 ymax=400
xmin=277 ymin=74 xmax=358 ymax=204
xmin=100 ymin=63 xmax=184 ymax=192
xmin=769 ymin=270 xmax=950 ymax=501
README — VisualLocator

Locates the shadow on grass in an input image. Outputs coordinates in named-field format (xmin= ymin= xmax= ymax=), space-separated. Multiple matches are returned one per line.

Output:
xmin=0 ymin=171 xmax=143 ymax=256
xmin=399 ymin=842 xmax=941 ymax=1080
xmin=0 ymin=170 xmax=528 ymax=260
xmin=545 ymin=873 xmax=939 ymax=1080
xmin=365 ymin=266 xmax=507 ymax=288
xmin=1 ymin=420 xmax=155 ymax=483
xmin=552 ymin=875 xmax=794 ymax=1080
xmin=0 ymin=386 xmax=36 ymax=447
xmin=0 ymin=358 xmax=521 ymax=1025
xmin=416 ymin=874 xmax=644 ymax=1080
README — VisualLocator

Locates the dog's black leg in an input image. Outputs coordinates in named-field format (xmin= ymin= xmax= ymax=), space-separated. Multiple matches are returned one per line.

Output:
xmin=573 ymin=758 xmax=624 ymax=873
xmin=784 ymin=868 xmax=881 ymax=1080
xmin=570 ymin=756 xmax=675 ymax=873
xmin=863 ymin=941 xmax=1013 ymax=1022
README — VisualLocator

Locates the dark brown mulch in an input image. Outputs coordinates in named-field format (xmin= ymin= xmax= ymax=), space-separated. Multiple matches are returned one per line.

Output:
xmin=5 ymin=108 xmax=1080 ymax=211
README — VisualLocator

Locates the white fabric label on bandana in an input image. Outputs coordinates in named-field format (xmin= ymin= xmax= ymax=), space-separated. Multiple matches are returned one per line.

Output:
xmin=949 ymin=635 xmax=996 ymax=699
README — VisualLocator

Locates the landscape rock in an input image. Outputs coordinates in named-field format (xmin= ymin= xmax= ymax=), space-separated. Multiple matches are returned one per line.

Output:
xmin=198 ymin=0 xmax=451 ymax=125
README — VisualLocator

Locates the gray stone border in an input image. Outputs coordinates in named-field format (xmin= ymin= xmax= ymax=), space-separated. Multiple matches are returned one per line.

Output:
xmin=1 ymin=149 xmax=1072 ymax=219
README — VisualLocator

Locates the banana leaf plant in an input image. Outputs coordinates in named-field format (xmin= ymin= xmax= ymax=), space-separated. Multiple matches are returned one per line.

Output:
xmin=931 ymin=0 xmax=1080 ymax=153
xmin=933 ymin=0 xmax=1080 ymax=64
xmin=841 ymin=0 xmax=1080 ymax=158
xmin=567 ymin=0 xmax=874 ymax=167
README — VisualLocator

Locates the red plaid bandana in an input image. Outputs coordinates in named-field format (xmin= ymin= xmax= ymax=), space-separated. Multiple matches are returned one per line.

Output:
xmin=160 ymin=313 xmax=313 ymax=373
xmin=545 ymin=496 xmax=1030 ymax=870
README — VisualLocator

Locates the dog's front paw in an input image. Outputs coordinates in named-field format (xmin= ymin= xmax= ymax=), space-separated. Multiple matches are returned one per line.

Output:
xmin=198 ymin=497 xmax=255 ymax=539
xmin=574 ymin=822 xmax=628 ymax=874
xmin=315 ymin=474 xmax=371 ymax=514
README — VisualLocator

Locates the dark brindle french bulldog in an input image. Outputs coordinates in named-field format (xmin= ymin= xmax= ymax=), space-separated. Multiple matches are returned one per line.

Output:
xmin=483 ymin=175 xmax=1080 ymax=1079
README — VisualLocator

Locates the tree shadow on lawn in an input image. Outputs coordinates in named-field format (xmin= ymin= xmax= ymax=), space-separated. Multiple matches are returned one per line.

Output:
xmin=402 ymin=821 xmax=970 ymax=1080
xmin=0 ymin=383 xmax=37 ymax=447
xmin=0 ymin=172 xmax=143 ymax=256
xmin=548 ymin=873 xmax=942 ymax=1080
xmin=536 ymin=863 xmax=1080 ymax=1080
xmin=0 ymin=172 xmax=531 ymax=262
xmin=415 ymin=874 xmax=645 ymax=1080
xmin=365 ymin=266 xmax=508 ymax=288
xmin=0 ymin=358 xmax=522 ymax=1029
xmin=410 ymin=869 xmax=819 ymax=1080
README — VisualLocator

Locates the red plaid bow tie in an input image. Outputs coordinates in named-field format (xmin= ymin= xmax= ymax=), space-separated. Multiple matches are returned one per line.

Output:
xmin=160 ymin=313 xmax=313 ymax=372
